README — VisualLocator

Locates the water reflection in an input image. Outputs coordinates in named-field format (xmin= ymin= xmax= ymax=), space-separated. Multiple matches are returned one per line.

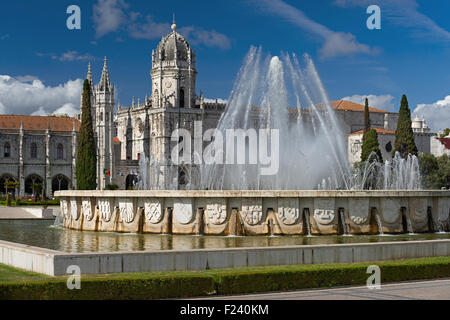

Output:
xmin=0 ymin=220 xmax=449 ymax=254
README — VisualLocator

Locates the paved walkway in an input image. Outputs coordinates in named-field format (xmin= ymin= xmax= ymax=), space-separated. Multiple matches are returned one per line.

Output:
xmin=0 ymin=206 xmax=58 ymax=219
xmin=196 ymin=278 xmax=450 ymax=300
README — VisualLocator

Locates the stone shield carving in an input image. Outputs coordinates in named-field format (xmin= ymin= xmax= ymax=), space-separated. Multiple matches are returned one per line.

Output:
xmin=82 ymin=199 xmax=93 ymax=221
xmin=99 ymin=199 xmax=111 ymax=222
xmin=409 ymin=198 xmax=427 ymax=224
xmin=119 ymin=201 xmax=135 ymax=223
xmin=241 ymin=198 xmax=263 ymax=226
xmin=313 ymin=198 xmax=335 ymax=225
xmin=313 ymin=209 xmax=335 ymax=225
xmin=277 ymin=198 xmax=300 ymax=225
xmin=174 ymin=199 xmax=193 ymax=225
xmin=438 ymin=198 xmax=449 ymax=222
xmin=381 ymin=198 xmax=401 ymax=224
xmin=145 ymin=201 xmax=163 ymax=224
xmin=349 ymin=198 xmax=369 ymax=225
xmin=70 ymin=199 xmax=79 ymax=220
xmin=205 ymin=199 xmax=227 ymax=225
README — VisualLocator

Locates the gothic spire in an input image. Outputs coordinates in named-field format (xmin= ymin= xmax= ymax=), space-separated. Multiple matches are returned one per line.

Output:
xmin=87 ymin=62 xmax=93 ymax=83
xmin=99 ymin=57 xmax=111 ymax=92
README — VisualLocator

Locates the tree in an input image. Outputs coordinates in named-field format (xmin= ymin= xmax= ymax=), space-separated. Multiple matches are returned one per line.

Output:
xmin=364 ymin=97 xmax=371 ymax=133
xmin=419 ymin=153 xmax=450 ymax=190
xmin=393 ymin=95 xmax=418 ymax=158
xmin=361 ymin=129 xmax=382 ymax=162
xmin=76 ymin=80 xmax=97 ymax=190
xmin=440 ymin=128 xmax=450 ymax=138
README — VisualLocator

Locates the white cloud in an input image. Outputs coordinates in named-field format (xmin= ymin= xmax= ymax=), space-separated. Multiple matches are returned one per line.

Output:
xmin=52 ymin=51 xmax=94 ymax=62
xmin=93 ymin=0 xmax=129 ymax=38
xmin=53 ymin=103 xmax=79 ymax=116
xmin=413 ymin=96 xmax=450 ymax=132
xmin=128 ymin=15 xmax=171 ymax=40
xmin=0 ymin=75 xmax=82 ymax=116
xmin=180 ymin=27 xmax=231 ymax=50
xmin=334 ymin=0 xmax=450 ymax=43
xmin=249 ymin=0 xmax=376 ymax=59
xmin=92 ymin=0 xmax=231 ymax=49
xmin=341 ymin=94 xmax=395 ymax=111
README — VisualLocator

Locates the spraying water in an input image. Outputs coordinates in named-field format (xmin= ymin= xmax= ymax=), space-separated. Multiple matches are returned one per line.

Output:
xmin=137 ymin=47 xmax=422 ymax=191
xmin=200 ymin=47 xmax=350 ymax=190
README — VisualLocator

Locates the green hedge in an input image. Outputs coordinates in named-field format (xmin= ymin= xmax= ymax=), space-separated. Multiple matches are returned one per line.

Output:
xmin=0 ymin=199 xmax=60 ymax=207
xmin=213 ymin=260 xmax=450 ymax=295
xmin=0 ymin=275 xmax=215 ymax=300
xmin=1 ymin=258 xmax=450 ymax=299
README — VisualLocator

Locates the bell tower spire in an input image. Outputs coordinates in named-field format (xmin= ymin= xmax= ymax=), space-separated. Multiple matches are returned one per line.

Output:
xmin=95 ymin=56 xmax=115 ymax=191
xmin=99 ymin=57 xmax=111 ymax=92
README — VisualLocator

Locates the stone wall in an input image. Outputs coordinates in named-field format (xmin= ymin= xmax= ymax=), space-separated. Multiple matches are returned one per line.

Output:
xmin=56 ymin=190 xmax=450 ymax=236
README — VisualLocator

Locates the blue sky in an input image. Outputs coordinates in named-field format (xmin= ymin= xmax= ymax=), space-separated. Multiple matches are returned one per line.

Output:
xmin=0 ymin=0 xmax=449 ymax=131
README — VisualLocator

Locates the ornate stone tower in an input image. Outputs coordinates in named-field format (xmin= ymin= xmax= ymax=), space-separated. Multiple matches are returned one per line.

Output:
xmin=94 ymin=57 xmax=115 ymax=190
xmin=148 ymin=21 xmax=200 ymax=189
xmin=150 ymin=21 xmax=197 ymax=110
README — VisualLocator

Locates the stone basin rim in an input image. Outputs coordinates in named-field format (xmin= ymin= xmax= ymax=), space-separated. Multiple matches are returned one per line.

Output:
xmin=2 ymin=238 xmax=450 ymax=257
xmin=55 ymin=190 xmax=450 ymax=198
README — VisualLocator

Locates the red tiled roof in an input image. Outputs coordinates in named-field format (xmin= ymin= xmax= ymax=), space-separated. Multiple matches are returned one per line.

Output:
xmin=330 ymin=100 xmax=390 ymax=113
xmin=0 ymin=115 xmax=80 ymax=132
xmin=350 ymin=128 xmax=395 ymax=135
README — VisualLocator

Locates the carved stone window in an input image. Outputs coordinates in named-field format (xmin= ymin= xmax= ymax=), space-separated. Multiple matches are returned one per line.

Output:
xmin=4 ymin=142 xmax=10 ymax=158
xmin=57 ymin=144 xmax=64 ymax=160
xmin=31 ymin=143 xmax=37 ymax=159
xmin=385 ymin=141 xmax=393 ymax=153
xmin=180 ymin=88 xmax=185 ymax=108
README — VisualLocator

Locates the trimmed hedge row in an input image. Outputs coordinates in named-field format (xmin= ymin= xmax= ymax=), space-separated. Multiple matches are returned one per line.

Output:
xmin=213 ymin=260 xmax=450 ymax=295
xmin=0 ymin=275 xmax=215 ymax=300
xmin=1 ymin=259 xmax=449 ymax=299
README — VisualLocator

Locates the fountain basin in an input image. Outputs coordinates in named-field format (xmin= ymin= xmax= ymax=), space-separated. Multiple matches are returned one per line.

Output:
xmin=55 ymin=190 xmax=450 ymax=236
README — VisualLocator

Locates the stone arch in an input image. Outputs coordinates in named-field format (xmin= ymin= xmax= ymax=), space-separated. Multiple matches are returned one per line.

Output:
xmin=0 ymin=174 xmax=17 ymax=197
xmin=25 ymin=174 xmax=43 ymax=197
xmin=126 ymin=174 xmax=138 ymax=190
xmin=178 ymin=167 xmax=188 ymax=189
xmin=52 ymin=174 xmax=70 ymax=194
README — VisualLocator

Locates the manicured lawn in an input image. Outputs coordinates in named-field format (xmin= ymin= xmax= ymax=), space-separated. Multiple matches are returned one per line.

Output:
xmin=0 ymin=264 xmax=53 ymax=284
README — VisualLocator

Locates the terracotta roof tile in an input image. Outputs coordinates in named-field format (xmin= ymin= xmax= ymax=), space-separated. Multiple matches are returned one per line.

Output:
xmin=0 ymin=115 xmax=80 ymax=132
xmin=350 ymin=128 xmax=395 ymax=135
xmin=330 ymin=100 xmax=390 ymax=113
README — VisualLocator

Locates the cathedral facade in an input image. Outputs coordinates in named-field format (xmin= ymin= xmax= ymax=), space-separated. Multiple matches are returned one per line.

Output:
xmin=82 ymin=22 xmax=225 ymax=190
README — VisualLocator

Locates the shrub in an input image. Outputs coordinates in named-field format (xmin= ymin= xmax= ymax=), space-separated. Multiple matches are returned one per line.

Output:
xmin=0 ymin=275 xmax=215 ymax=300
xmin=106 ymin=184 xmax=119 ymax=191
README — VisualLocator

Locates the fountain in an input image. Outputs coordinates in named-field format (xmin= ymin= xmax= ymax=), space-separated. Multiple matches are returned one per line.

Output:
xmin=55 ymin=47 xmax=449 ymax=237
xmin=375 ymin=212 xmax=384 ymax=235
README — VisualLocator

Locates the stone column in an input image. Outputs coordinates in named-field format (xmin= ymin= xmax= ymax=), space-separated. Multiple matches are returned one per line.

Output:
xmin=45 ymin=125 xmax=51 ymax=198
xmin=71 ymin=123 xmax=77 ymax=189
xmin=19 ymin=122 xmax=24 ymax=197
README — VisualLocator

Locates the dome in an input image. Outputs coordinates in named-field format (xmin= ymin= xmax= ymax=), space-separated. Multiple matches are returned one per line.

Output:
xmin=156 ymin=29 xmax=191 ymax=62
xmin=412 ymin=116 xmax=422 ymax=129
